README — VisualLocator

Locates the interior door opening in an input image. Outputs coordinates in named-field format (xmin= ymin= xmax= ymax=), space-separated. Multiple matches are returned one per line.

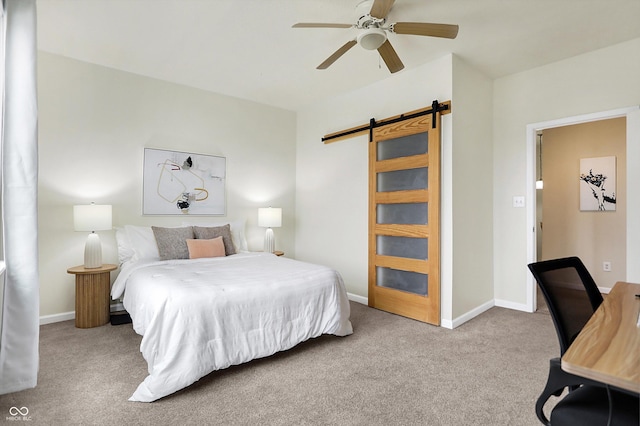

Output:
xmin=527 ymin=106 xmax=638 ymax=313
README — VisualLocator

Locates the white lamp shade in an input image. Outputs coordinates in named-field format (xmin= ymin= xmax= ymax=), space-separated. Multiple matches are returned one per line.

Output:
xmin=258 ymin=207 xmax=282 ymax=228
xmin=74 ymin=204 xmax=112 ymax=232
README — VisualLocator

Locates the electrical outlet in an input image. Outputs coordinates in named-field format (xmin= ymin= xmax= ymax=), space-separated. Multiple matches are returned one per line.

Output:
xmin=603 ymin=261 xmax=611 ymax=272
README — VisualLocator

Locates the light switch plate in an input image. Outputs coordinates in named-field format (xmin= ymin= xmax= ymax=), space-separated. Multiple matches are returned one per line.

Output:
xmin=513 ymin=196 xmax=525 ymax=207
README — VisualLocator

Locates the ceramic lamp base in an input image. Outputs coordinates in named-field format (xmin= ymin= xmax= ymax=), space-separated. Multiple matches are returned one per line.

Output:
xmin=84 ymin=232 xmax=103 ymax=268
xmin=263 ymin=228 xmax=275 ymax=253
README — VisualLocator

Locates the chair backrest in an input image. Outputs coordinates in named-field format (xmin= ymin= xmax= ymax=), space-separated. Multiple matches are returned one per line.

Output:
xmin=528 ymin=256 xmax=603 ymax=355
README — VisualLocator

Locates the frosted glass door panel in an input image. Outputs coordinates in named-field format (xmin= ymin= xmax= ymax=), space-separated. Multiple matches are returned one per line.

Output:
xmin=377 ymin=203 xmax=428 ymax=224
xmin=377 ymin=132 xmax=428 ymax=161
xmin=377 ymin=236 xmax=427 ymax=260
xmin=377 ymin=167 xmax=428 ymax=192
xmin=369 ymin=111 xmax=441 ymax=324
xmin=377 ymin=267 xmax=428 ymax=295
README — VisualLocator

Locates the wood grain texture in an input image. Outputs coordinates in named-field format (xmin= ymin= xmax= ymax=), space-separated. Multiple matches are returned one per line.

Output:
xmin=375 ymin=189 xmax=429 ymax=204
xmin=375 ymin=153 xmax=429 ymax=173
xmin=68 ymin=264 xmax=117 ymax=328
xmin=562 ymin=281 xmax=640 ymax=393
xmin=368 ymin=112 xmax=441 ymax=325
xmin=322 ymin=101 xmax=451 ymax=144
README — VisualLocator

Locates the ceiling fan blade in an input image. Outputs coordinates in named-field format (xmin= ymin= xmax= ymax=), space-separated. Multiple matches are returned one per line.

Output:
xmin=317 ymin=40 xmax=358 ymax=70
xmin=292 ymin=23 xmax=352 ymax=29
xmin=369 ymin=0 xmax=395 ymax=19
xmin=377 ymin=40 xmax=404 ymax=73
xmin=392 ymin=22 xmax=459 ymax=39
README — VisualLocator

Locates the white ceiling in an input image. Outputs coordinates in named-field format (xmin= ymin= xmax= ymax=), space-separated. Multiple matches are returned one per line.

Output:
xmin=37 ymin=0 xmax=640 ymax=111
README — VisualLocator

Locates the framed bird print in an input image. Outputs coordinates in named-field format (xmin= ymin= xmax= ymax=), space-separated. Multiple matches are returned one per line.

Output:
xmin=143 ymin=148 xmax=226 ymax=215
xmin=579 ymin=156 xmax=616 ymax=212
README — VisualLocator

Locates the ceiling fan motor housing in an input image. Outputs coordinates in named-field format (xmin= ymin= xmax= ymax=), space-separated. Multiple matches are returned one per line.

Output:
xmin=355 ymin=0 xmax=386 ymax=28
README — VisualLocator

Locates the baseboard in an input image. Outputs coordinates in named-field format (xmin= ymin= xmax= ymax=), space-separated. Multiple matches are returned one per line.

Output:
xmin=441 ymin=299 xmax=495 ymax=330
xmin=494 ymin=298 xmax=530 ymax=312
xmin=347 ymin=293 xmax=496 ymax=330
xmin=40 ymin=311 xmax=74 ymax=325
xmin=347 ymin=292 xmax=368 ymax=305
xmin=39 ymin=303 xmax=126 ymax=325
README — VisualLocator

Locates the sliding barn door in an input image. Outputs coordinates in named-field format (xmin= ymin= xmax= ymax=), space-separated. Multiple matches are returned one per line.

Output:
xmin=368 ymin=114 xmax=441 ymax=325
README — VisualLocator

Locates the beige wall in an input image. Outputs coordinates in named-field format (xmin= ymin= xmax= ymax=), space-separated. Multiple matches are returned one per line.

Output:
xmin=541 ymin=118 xmax=626 ymax=288
xmin=37 ymin=52 xmax=297 ymax=319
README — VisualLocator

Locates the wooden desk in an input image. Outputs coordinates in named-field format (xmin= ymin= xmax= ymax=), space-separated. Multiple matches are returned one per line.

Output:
xmin=562 ymin=281 xmax=640 ymax=393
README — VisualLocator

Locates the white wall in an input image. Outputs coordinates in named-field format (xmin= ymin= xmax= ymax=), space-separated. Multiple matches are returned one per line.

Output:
xmin=295 ymin=55 xmax=458 ymax=320
xmin=450 ymin=56 xmax=494 ymax=321
xmin=295 ymin=54 xmax=496 ymax=327
xmin=493 ymin=38 xmax=640 ymax=307
xmin=38 ymin=36 xmax=640 ymax=325
xmin=37 ymin=52 xmax=296 ymax=319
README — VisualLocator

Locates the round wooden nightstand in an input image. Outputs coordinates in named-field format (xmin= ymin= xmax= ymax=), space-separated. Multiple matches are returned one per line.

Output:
xmin=67 ymin=264 xmax=117 ymax=328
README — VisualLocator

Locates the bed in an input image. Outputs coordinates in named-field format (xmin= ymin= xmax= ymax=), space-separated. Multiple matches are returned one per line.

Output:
xmin=111 ymin=223 xmax=353 ymax=402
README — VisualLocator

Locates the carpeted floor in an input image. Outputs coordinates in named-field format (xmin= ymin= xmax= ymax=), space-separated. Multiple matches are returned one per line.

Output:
xmin=0 ymin=302 xmax=558 ymax=425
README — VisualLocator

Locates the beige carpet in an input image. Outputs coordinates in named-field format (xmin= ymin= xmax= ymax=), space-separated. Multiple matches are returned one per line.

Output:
xmin=0 ymin=302 xmax=557 ymax=425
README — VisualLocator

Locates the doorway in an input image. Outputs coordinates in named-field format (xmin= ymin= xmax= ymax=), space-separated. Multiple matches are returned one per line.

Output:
xmin=526 ymin=106 xmax=640 ymax=312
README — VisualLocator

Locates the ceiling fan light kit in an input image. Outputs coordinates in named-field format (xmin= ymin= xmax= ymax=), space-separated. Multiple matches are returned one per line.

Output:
xmin=358 ymin=28 xmax=387 ymax=50
xmin=292 ymin=0 xmax=459 ymax=74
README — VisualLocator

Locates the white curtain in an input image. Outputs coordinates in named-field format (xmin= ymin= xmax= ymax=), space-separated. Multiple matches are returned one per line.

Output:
xmin=0 ymin=0 xmax=39 ymax=394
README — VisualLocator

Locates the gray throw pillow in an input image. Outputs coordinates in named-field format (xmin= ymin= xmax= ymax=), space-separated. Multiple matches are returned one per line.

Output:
xmin=193 ymin=224 xmax=236 ymax=255
xmin=151 ymin=226 xmax=195 ymax=260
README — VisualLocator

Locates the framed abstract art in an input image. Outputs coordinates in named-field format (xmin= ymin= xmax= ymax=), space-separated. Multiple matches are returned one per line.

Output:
xmin=143 ymin=148 xmax=226 ymax=215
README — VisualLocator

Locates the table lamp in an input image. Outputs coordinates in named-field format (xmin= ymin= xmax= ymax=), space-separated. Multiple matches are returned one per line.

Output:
xmin=74 ymin=203 xmax=112 ymax=268
xmin=258 ymin=207 xmax=281 ymax=253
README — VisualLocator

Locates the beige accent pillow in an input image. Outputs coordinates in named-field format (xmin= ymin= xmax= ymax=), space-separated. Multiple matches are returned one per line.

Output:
xmin=186 ymin=237 xmax=226 ymax=259
xmin=193 ymin=224 xmax=236 ymax=255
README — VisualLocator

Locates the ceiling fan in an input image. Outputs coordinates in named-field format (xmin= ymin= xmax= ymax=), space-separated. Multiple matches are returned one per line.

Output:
xmin=292 ymin=0 xmax=458 ymax=74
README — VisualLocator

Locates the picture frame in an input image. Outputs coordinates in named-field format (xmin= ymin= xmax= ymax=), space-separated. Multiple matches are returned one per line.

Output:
xmin=579 ymin=156 xmax=616 ymax=211
xmin=143 ymin=148 xmax=226 ymax=215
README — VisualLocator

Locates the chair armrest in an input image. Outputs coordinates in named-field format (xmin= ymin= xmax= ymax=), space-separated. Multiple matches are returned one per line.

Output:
xmin=535 ymin=358 xmax=605 ymax=425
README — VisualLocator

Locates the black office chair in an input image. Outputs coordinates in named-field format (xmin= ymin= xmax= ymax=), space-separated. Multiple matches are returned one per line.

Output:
xmin=528 ymin=256 xmax=639 ymax=426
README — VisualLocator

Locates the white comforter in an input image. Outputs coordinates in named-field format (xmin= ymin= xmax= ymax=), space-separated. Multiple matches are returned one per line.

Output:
xmin=111 ymin=252 xmax=353 ymax=402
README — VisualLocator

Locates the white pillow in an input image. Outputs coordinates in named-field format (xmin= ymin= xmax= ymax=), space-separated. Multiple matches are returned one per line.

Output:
xmin=181 ymin=219 xmax=248 ymax=252
xmin=124 ymin=225 xmax=160 ymax=261
xmin=115 ymin=227 xmax=135 ymax=265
